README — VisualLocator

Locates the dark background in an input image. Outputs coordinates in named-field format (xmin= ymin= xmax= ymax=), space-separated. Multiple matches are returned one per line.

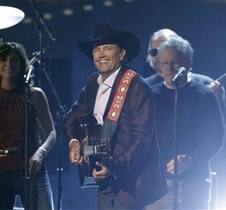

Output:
xmin=1 ymin=0 xmax=226 ymax=209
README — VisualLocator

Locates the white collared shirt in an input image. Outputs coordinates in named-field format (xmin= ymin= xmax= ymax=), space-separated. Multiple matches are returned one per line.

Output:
xmin=93 ymin=68 xmax=121 ymax=125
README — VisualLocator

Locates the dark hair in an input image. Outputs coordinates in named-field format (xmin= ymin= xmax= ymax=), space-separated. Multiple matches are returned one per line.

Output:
xmin=0 ymin=41 xmax=32 ymax=87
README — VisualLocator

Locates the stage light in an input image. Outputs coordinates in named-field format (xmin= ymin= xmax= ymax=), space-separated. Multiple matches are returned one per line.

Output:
xmin=123 ymin=0 xmax=135 ymax=2
xmin=43 ymin=13 xmax=53 ymax=20
xmin=23 ymin=17 xmax=33 ymax=25
xmin=63 ymin=8 xmax=74 ymax=16
xmin=83 ymin=4 xmax=94 ymax=12
xmin=104 ymin=0 xmax=114 ymax=7
xmin=0 ymin=6 xmax=25 ymax=29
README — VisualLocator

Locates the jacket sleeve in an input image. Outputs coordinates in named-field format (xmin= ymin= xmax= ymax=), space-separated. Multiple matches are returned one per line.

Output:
xmin=110 ymin=76 xmax=156 ymax=176
xmin=64 ymin=74 xmax=97 ymax=141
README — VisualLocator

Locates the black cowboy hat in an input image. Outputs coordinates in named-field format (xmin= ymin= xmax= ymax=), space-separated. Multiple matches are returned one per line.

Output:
xmin=77 ymin=22 xmax=140 ymax=63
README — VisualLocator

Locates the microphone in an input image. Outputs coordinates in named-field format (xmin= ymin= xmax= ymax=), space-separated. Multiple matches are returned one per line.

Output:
xmin=24 ymin=50 xmax=46 ymax=84
xmin=172 ymin=67 xmax=188 ymax=86
xmin=29 ymin=47 xmax=48 ymax=66
xmin=29 ymin=51 xmax=41 ymax=66
xmin=215 ymin=73 xmax=226 ymax=86
xmin=24 ymin=51 xmax=40 ymax=84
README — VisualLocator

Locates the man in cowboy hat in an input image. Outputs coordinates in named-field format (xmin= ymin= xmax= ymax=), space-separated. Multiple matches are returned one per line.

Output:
xmin=65 ymin=22 xmax=166 ymax=210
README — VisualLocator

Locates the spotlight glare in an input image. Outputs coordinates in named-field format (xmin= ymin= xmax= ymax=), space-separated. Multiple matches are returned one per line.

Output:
xmin=43 ymin=13 xmax=53 ymax=20
xmin=104 ymin=0 xmax=113 ymax=7
xmin=23 ymin=17 xmax=33 ymax=24
xmin=123 ymin=0 xmax=135 ymax=2
xmin=83 ymin=4 xmax=94 ymax=11
xmin=63 ymin=8 xmax=74 ymax=16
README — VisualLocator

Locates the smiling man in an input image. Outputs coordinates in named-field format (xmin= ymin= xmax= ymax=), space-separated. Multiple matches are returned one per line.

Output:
xmin=65 ymin=22 xmax=166 ymax=210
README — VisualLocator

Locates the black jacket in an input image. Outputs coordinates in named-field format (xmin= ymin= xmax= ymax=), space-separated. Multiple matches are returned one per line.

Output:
xmin=65 ymin=66 xmax=166 ymax=207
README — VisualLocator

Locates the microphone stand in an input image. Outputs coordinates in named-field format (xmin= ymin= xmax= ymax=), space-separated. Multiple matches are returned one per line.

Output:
xmin=28 ymin=0 xmax=56 ymax=85
xmin=172 ymin=85 xmax=179 ymax=210
xmin=25 ymin=51 xmax=65 ymax=210
xmin=27 ymin=3 xmax=62 ymax=207
xmin=24 ymin=70 xmax=31 ymax=210
xmin=41 ymin=65 xmax=66 ymax=210
xmin=171 ymin=72 xmax=187 ymax=210
xmin=24 ymin=52 xmax=41 ymax=210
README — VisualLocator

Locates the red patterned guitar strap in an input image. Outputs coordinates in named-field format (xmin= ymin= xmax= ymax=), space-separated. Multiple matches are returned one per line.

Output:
xmin=101 ymin=69 xmax=137 ymax=139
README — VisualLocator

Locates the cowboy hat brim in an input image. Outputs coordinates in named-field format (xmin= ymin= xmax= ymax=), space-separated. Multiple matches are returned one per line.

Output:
xmin=77 ymin=30 xmax=140 ymax=63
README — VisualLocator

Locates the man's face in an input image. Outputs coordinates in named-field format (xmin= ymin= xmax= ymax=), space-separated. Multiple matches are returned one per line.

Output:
xmin=93 ymin=44 xmax=126 ymax=79
xmin=158 ymin=48 xmax=182 ymax=86
xmin=147 ymin=36 xmax=167 ymax=73
xmin=0 ymin=49 xmax=21 ymax=80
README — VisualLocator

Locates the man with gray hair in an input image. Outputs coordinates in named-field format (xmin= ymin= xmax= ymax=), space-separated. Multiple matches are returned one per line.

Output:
xmin=145 ymin=35 xmax=224 ymax=210
xmin=145 ymin=29 xmax=177 ymax=87
xmin=146 ymin=29 xmax=177 ymax=72
xmin=145 ymin=29 xmax=215 ymax=89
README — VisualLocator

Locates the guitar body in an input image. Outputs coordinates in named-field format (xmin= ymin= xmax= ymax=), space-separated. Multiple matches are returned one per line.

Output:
xmin=77 ymin=122 xmax=111 ymax=187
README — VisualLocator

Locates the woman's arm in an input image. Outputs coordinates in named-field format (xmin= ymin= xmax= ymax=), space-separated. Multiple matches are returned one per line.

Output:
xmin=29 ymin=87 xmax=56 ymax=175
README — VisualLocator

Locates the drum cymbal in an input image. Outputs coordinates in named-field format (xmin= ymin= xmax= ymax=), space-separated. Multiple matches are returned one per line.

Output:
xmin=0 ymin=6 xmax=25 ymax=29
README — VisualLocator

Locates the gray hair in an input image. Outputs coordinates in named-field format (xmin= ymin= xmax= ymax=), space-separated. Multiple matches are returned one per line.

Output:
xmin=149 ymin=28 xmax=178 ymax=50
xmin=158 ymin=36 xmax=194 ymax=67
xmin=146 ymin=29 xmax=178 ymax=67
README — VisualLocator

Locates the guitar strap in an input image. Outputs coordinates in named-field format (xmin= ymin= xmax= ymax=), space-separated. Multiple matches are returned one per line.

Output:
xmin=101 ymin=69 xmax=137 ymax=140
xmin=80 ymin=69 xmax=137 ymax=187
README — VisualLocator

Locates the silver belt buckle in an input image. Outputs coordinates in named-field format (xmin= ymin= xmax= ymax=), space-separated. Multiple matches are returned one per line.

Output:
xmin=0 ymin=149 xmax=8 ymax=157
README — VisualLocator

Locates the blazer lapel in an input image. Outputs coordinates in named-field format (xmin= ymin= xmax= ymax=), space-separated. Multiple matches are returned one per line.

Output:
xmin=87 ymin=73 xmax=100 ymax=112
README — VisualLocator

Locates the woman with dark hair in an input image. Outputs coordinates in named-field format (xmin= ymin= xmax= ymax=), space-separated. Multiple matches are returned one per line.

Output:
xmin=0 ymin=41 xmax=56 ymax=210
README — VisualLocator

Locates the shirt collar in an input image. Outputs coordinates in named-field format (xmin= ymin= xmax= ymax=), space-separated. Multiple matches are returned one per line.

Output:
xmin=97 ymin=67 xmax=121 ymax=88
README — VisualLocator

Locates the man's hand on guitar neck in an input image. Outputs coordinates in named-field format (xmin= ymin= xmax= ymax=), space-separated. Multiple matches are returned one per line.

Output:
xmin=69 ymin=138 xmax=90 ymax=164
xmin=69 ymin=139 xmax=83 ymax=164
